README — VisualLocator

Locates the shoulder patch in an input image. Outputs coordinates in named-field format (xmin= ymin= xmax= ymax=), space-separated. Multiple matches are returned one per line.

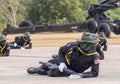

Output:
xmin=95 ymin=59 xmax=100 ymax=64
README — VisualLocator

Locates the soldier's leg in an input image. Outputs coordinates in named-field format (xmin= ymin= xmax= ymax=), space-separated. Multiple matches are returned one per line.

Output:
xmin=35 ymin=66 xmax=48 ymax=75
xmin=36 ymin=58 xmax=60 ymax=75
xmin=27 ymin=64 xmax=48 ymax=75
xmin=47 ymin=68 xmax=69 ymax=77
xmin=3 ymin=49 xmax=10 ymax=56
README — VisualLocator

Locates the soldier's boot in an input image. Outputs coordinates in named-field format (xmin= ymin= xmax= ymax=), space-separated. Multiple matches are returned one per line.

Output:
xmin=36 ymin=68 xmax=47 ymax=75
xmin=27 ymin=67 xmax=37 ymax=74
xmin=27 ymin=67 xmax=47 ymax=75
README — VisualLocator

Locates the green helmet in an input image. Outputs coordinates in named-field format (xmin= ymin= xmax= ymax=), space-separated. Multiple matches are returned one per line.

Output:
xmin=76 ymin=32 xmax=99 ymax=43
xmin=0 ymin=34 xmax=6 ymax=42
xmin=23 ymin=32 xmax=30 ymax=41
xmin=23 ymin=32 xmax=30 ymax=37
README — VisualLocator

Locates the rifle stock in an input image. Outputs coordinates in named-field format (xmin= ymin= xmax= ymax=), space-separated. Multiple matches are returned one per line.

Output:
xmin=39 ymin=61 xmax=76 ymax=74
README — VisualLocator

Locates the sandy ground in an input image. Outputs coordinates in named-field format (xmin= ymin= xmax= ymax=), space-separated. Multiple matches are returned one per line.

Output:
xmin=7 ymin=32 xmax=120 ymax=47
xmin=0 ymin=45 xmax=120 ymax=84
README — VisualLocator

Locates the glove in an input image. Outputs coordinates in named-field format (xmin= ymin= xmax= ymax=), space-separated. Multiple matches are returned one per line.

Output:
xmin=58 ymin=62 xmax=67 ymax=72
xmin=20 ymin=47 xmax=25 ymax=50
xmin=69 ymin=73 xmax=83 ymax=79
xmin=14 ymin=43 xmax=17 ymax=47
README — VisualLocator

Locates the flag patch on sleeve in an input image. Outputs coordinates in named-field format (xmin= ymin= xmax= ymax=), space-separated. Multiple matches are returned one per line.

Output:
xmin=95 ymin=59 xmax=100 ymax=64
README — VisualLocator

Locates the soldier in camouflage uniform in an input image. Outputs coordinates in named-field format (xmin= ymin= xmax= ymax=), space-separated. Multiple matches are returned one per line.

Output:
xmin=0 ymin=33 xmax=10 ymax=56
xmin=27 ymin=32 xmax=102 ymax=78
xmin=52 ymin=33 xmax=105 ymax=60
xmin=9 ymin=32 xmax=32 ymax=49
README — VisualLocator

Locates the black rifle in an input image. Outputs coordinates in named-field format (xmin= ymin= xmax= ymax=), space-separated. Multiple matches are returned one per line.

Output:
xmin=39 ymin=61 xmax=76 ymax=75
xmin=8 ymin=43 xmax=25 ymax=49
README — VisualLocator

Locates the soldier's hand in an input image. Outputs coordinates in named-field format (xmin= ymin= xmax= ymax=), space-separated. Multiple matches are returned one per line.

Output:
xmin=14 ymin=43 xmax=17 ymax=47
xmin=20 ymin=47 xmax=25 ymax=50
xmin=69 ymin=73 xmax=83 ymax=79
xmin=58 ymin=62 xmax=67 ymax=72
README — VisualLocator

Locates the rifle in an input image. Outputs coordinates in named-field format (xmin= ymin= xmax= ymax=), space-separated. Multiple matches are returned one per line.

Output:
xmin=39 ymin=61 xmax=76 ymax=75
xmin=9 ymin=43 xmax=25 ymax=49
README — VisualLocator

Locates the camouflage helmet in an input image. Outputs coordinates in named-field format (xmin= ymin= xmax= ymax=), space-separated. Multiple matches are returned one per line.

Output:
xmin=23 ymin=32 xmax=30 ymax=37
xmin=98 ymin=32 xmax=106 ymax=40
xmin=76 ymin=32 xmax=100 ymax=43
xmin=0 ymin=33 xmax=6 ymax=42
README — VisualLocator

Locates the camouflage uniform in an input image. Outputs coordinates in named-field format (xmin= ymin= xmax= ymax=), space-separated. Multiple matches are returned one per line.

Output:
xmin=52 ymin=33 xmax=104 ymax=60
xmin=9 ymin=32 xmax=32 ymax=49
xmin=0 ymin=34 xmax=10 ymax=56
xmin=27 ymin=32 xmax=101 ymax=78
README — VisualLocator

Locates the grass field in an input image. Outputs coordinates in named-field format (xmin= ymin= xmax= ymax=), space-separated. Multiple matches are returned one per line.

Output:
xmin=6 ymin=32 xmax=120 ymax=47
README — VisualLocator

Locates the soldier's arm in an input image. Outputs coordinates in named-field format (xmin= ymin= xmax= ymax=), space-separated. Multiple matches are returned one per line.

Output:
xmin=25 ymin=39 xmax=32 ymax=49
xmin=96 ymin=44 xmax=105 ymax=60
xmin=28 ymin=39 xmax=32 ymax=49
xmin=103 ymin=40 xmax=108 ymax=51
xmin=58 ymin=42 xmax=77 ymax=62
xmin=82 ymin=56 xmax=99 ymax=78
xmin=58 ymin=45 xmax=69 ymax=62
xmin=1 ymin=44 xmax=10 ymax=56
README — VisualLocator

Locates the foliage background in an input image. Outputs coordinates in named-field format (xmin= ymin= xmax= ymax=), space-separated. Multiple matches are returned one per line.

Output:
xmin=0 ymin=0 xmax=120 ymax=31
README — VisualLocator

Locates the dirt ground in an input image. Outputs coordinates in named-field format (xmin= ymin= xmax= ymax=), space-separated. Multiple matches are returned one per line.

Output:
xmin=6 ymin=32 xmax=120 ymax=47
xmin=0 ymin=45 xmax=120 ymax=84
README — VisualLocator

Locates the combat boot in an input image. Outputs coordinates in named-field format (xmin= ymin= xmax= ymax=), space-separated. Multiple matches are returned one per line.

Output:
xmin=36 ymin=68 xmax=47 ymax=75
xmin=27 ymin=67 xmax=47 ymax=75
xmin=27 ymin=67 xmax=37 ymax=74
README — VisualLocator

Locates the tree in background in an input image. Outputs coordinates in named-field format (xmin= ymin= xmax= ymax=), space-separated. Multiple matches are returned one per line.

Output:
xmin=0 ymin=14 xmax=7 ymax=31
xmin=16 ymin=0 xmax=30 ymax=25
xmin=80 ymin=0 xmax=120 ymax=21
xmin=0 ymin=0 xmax=28 ymax=30
xmin=80 ymin=0 xmax=99 ymax=11
xmin=27 ymin=0 xmax=85 ymax=24
xmin=108 ymin=8 xmax=120 ymax=20
xmin=0 ymin=0 xmax=21 ymax=28
xmin=0 ymin=0 xmax=120 ymax=31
